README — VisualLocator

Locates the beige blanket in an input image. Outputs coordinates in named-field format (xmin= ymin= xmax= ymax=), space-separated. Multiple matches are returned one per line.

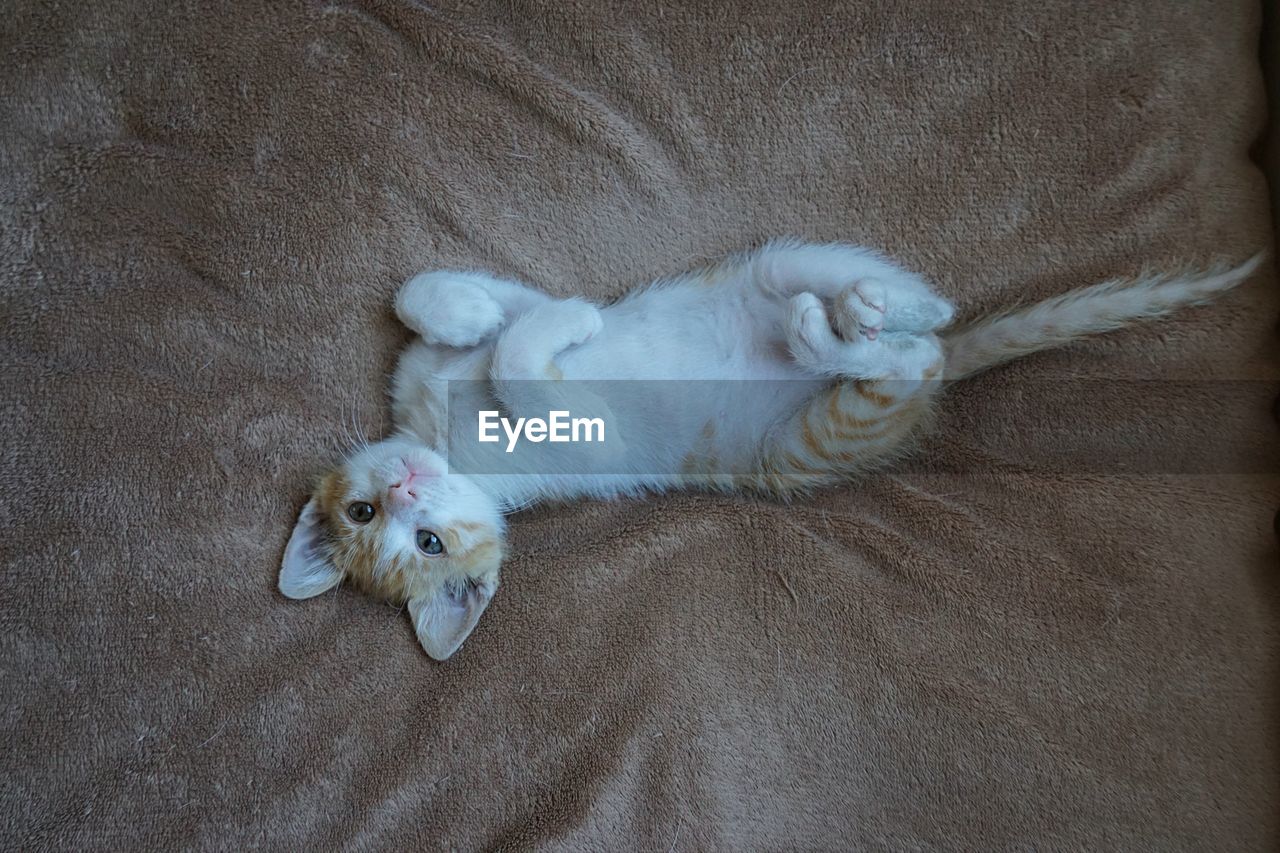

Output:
xmin=3 ymin=0 xmax=1276 ymax=847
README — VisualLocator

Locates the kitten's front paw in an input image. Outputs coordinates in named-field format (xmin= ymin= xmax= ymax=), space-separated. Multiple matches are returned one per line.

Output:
xmin=553 ymin=299 xmax=604 ymax=349
xmin=396 ymin=272 xmax=504 ymax=348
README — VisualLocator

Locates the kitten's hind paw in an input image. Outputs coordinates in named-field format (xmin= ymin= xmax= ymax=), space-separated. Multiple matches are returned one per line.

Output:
xmin=862 ymin=276 xmax=955 ymax=334
xmin=786 ymin=292 xmax=870 ymax=371
xmin=833 ymin=280 xmax=887 ymax=341
xmin=877 ymin=331 xmax=945 ymax=381
xmin=787 ymin=291 xmax=941 ymax=382
xmin=786 ymin=292 xmax=834 ymax=354
xmin=396 ymin=271 xmax=505 ymax=348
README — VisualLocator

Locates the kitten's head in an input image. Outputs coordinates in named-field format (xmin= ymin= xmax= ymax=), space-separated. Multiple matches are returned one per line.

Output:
xmin=279 ymin=435 xmax=506 ymax=660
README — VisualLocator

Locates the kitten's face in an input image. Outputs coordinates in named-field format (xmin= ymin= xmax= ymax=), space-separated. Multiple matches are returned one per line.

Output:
xmin=279 ymin=435 xmax=506 ymax=660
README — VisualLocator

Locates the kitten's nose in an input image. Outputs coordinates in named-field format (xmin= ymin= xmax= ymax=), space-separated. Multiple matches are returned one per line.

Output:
xmin=387 ymin=473 xmax=419 ymax=508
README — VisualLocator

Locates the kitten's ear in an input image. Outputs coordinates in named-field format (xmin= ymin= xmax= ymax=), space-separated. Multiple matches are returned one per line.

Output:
xmin=279 ymin=497 xmax=343 ymax=599
xmin=408 ymin=578 xmax=496 ymax=661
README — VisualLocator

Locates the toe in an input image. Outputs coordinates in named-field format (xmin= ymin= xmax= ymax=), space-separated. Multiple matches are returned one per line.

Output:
xmin=835 ymin=283 xmax=886 ymax=341
xmin=854 ymin=279 xmax=887 ymax=312
xmin=787 ymin=293 xmax=832 ymax=348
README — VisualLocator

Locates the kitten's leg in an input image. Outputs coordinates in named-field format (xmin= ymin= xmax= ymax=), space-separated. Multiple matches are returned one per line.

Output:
xmin=489 ymin=299 xmax=626 ymax=468
xmin=396 ymin=270 xmax=554 ymax=347
xmin=786 ymin=292 xmax=942 ymax=380
xmin=751 ymin=241 xmax=954 ymax=334
xmin=754 ymin=344 xmax=944 ymax=494
xmin=489 ymin=298 xmax=602 ymax=382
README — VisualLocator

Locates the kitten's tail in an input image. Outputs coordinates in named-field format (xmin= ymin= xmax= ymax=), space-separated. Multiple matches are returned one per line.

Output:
xmin=942 ymin=253 xmax=1266 ymax=381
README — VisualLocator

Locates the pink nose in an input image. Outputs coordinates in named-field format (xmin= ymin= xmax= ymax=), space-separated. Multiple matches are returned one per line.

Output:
xmin=387 ymin=472 xmax=419 ymax=507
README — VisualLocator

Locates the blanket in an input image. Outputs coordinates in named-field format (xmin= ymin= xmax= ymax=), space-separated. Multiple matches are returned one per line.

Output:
xmin=3 ymin=0 xmax=1276 ymax=847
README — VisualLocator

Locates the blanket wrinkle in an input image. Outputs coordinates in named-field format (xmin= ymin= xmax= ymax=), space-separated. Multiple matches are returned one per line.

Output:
xmin=355 ymin=0 xmax=682 ymax=197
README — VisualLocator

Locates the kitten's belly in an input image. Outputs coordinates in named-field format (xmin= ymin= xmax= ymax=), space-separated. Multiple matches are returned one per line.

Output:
xmin=412 ymin=287 xmax=830 ymax=494
xmin=560 ymin=289 xmax=803 ymax=382
xmin=554 ymin=295 xmax=827 ymax=476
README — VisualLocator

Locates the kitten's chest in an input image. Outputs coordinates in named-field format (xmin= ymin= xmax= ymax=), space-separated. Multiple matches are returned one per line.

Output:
xmin=564 ymin=289 xmax=800 ymax=382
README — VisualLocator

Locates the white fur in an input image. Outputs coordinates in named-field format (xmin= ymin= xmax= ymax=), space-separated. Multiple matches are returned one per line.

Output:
xmin=384 ymin=240 xmax=955 ymax=510
xmin=382 ymin=242 xmax=1263 ymax=507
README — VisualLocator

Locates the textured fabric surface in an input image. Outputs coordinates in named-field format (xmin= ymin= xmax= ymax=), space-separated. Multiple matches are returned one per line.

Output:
xmin=3 ymin=1 xmax=1278 ymax=848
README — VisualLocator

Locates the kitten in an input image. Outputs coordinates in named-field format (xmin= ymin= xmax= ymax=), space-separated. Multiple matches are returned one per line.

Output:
xmin=279 ymin=240 xmax=1262 ymax=660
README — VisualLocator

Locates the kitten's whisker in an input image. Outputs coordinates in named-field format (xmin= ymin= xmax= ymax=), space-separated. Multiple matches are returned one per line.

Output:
xmin=337 ymin=399 xmax=358 ymax=454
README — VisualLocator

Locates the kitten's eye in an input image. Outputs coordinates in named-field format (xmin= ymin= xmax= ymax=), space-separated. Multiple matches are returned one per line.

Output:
xmin=416 ymin=529 xmax=445 ymax=556
xmin=347 ymin=502 xmax=375 ymax=523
